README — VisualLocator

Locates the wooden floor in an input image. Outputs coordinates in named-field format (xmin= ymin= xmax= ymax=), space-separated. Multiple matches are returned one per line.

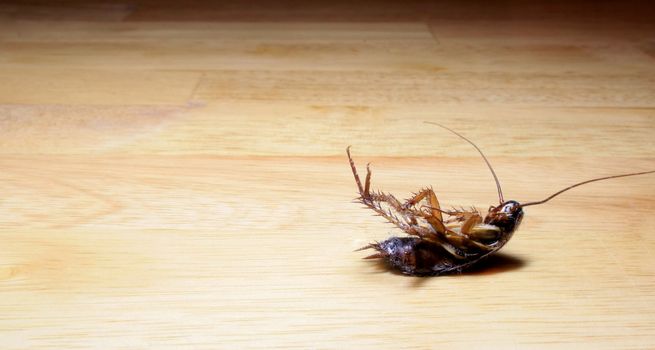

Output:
xmin=1 ymin=1 xmax=655 ymax=348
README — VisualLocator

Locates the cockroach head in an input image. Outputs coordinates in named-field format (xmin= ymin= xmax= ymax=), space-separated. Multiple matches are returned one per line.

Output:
xmin=501 ymin=200 xmax=523 ymax=217
xmin=485 ymin=200 xmax=524 ymax=233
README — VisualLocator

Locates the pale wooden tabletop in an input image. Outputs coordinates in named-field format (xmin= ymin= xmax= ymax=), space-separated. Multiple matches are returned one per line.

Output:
xmin=1 ymin=1 xmax=655 ymax=349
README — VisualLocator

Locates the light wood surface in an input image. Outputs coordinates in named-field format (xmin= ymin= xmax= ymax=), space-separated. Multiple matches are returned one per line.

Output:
xmin=1 ymin=1 xmax=654 ymax=348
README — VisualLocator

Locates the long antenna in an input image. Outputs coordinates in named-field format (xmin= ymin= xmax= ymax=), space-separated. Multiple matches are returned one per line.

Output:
xmin=425 ymin=121 xmax=505 ymax=204
xmin=521 ymin=170 xmax=655 ymax=207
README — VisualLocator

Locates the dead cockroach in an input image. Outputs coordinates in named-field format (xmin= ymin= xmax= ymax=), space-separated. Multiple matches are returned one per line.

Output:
xmin=347 ymin=122 xmax=655 ymax=276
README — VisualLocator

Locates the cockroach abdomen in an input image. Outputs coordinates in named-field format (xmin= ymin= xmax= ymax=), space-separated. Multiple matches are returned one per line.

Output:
xmin=375 ymin=237 xmax=461 ymax=276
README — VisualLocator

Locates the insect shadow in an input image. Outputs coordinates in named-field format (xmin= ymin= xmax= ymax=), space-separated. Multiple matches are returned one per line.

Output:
xmin=363 ymin=251 xmax=526 ymax=280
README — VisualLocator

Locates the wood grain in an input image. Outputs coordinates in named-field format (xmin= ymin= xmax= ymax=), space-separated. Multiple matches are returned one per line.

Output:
xmin=1 ymin=1 xmax=654 ymax=349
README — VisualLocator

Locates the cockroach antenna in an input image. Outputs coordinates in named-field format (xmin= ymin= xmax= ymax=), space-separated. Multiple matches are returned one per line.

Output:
xmin=520 ymin=170 xmax=655 ymax=207
xmin=424 ymin=121 xmax=505 ymax=204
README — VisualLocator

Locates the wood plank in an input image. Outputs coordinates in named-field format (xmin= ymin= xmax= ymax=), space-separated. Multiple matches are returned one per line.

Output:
xmin=1 ymin=104 xmax=653 ymax=156
xmin=0 ymin=69 xmax=201 ymax=105
xmin=192 ymin=70 xmax=655 ymax=107
xmin=0 ymin=22 xmax=436 ymax=72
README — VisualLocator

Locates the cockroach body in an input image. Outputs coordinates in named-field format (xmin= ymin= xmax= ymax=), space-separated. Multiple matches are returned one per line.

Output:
xmin=347 ymin=123 xmax=654 ymax=276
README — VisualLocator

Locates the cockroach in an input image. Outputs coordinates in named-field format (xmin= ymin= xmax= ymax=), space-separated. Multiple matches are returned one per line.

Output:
xmin=347 ymin=122 xmax=655 ymax=276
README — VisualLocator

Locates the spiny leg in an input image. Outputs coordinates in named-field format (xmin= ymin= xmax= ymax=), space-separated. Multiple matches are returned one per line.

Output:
xmin=354 ymin=242 xmax=388 ymax=260
xmin=443 ymin=206 xmax=481 ymax=223
xmin=364 ymin=163 xmax=372 ymax=198
xmin=347 ymin=148 xmax=487 ymax=254
xmin=403 ymin=188 xmax=443 ymax=220
xmin=347 ymin=148 xmax=418 ymax=233
xmin=348 ymin=147 xmax=435 ymax=225
xmin=442 ymin=213 xmax=494 ymax=252
xmin=346 ymin=146 xmax=367 ymax=198
xmin=459 ymin=214 xmax=494 ymax=250
xmin=404 ymin=188 xmax=448 ymax=234
xmin=460 ymin=213 xmax=482 ymax=235
xmin=443 ymin=208 xmax=493 ymax=244
xmin=367 ymin=189 xmax=459 ymax=245
xmin=368 ymin=190 xmax=467 ymax=249
xmin=347 ymin=148 xmax=440 ymax=244
xmin=410 ymin=194 xmax=492 ymax=253
xmin=363 ymin=190 xmax=438 ymax=241
xmin=375 ymin=193 xmax=490 ymax=255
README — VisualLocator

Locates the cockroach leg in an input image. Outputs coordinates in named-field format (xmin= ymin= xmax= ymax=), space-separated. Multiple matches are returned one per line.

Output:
xmin=348 ymin=149 xmax=444 ymax=244
xmin=354 ymin=242 xmax=379 ymax=252
xmin=354 ymin=243 xmax=388 ymax=260
xmin=363 ymin=253 xmax=386 ymax=260
xmin=398 ymin=188 xmax=449 ymax=235
xmin=444 ymin=229 xmax=493 ymax=252
xmin=423 ymin=188 xmax=448 ymax=234
xmin=364 ymin=192 xmax=442 ymax=243
xmin=346 ymin=146 xmax=366 ymax=197
xmin=403 ymin=188 xmax=445 ymax=225
xmin=460 ymin=214 xmax=483 ymax=235
xmin=364 ymin=163 xmax=372 ymax=198
xmin=402 ymin=189 xmax=429 ymax=209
